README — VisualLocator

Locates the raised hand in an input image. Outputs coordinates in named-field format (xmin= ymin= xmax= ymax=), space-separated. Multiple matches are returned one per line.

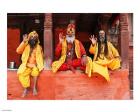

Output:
xmin=59 ymin=32 xmax=64 ymax=43
xmin=23 ymin=34 xmax=28 ymax=43
xmin=89 ymin=34 xmax=97 ymax=45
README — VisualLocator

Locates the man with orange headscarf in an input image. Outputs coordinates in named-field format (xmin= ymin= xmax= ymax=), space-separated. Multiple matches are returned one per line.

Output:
xmin=16 ymin=31 xmax=44 ymax=97
xmin=52 ymin=23 xmax=92 ymax=75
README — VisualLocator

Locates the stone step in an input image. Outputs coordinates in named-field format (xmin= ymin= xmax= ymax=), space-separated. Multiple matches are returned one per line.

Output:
xmin=7 ymin=69 xmax=130 ymax=100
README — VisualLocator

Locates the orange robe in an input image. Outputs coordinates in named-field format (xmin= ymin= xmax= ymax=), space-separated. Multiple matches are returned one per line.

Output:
xmin=16 ymin=41 xmax=44 ymax=87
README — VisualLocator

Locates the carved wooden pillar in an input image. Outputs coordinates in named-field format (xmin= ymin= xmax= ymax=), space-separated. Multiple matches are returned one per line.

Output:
xmin=119 ymin=13 xmax=129 ymax=69
xmin=44 ymin=13 xmax=53 ymax=69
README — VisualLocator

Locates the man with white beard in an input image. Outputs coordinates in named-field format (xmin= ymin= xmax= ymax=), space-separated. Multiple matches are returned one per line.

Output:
xmin=52 ymin=23 xmax=92 ymax=75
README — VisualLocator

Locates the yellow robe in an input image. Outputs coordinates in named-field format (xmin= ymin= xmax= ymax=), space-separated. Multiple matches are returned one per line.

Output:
xmin=89 ymin=41 xmax=120 ymax=81
xmin=17 ymin=42 xmax=44 ymax=74
xmin=52 ymin=39 xmax=92 ymax=76
xmin=16 ymin=42 xmax=44 ymax=87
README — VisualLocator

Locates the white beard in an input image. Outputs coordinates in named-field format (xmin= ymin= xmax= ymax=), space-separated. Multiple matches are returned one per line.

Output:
xmin=66 ymin=35 xmax=75 ymax=43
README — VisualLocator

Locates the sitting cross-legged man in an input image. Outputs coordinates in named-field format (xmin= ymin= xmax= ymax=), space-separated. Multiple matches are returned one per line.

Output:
xmin=52 ymin=23 xmax=92 ymax=75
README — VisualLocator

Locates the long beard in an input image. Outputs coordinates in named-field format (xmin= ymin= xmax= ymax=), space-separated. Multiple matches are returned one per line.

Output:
xmin=29 ymin=39 xmax=38 ymax=48
xmin=66 ymin=35 xmax=75 ymax=43
xmin=99 ymin=36 xmax=105 ymax=43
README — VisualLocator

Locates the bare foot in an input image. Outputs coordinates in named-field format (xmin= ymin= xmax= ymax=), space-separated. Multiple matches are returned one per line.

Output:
xmin=21 ymin=88 xmax=28 ymax=98
xmin=33 ymin=88 xmax=38 ymax=96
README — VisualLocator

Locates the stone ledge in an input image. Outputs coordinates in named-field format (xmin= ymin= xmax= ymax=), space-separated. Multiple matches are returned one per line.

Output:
xmin=7 ymin=69 xmax=130 ymax=100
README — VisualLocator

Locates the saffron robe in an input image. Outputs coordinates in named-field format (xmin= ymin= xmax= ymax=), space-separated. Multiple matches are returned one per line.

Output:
xmin=89 ymin=41 xmax=120 ymax=81
xmin=16 ymin=42 xmax=44 ymax=87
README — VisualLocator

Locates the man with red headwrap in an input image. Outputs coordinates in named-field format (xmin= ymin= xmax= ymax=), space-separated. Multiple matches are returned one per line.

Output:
xmin=52 ymin=23 xmax=92 ymax=75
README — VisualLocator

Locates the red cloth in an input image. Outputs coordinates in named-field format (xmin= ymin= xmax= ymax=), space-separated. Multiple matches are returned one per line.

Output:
xmin=55 ymin=43 xmax=62 ymax=59
xmin=59 ymin=58 xmax=86 ymax=71
xmin=55 ymin=40 xmax=86 ymax=71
